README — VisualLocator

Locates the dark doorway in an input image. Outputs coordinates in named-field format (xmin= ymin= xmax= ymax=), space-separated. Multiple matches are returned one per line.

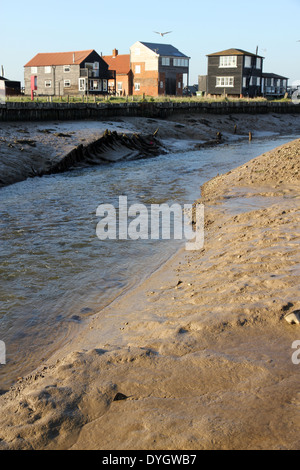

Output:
xmin=166 ymin=77 xmax=176 ymax=95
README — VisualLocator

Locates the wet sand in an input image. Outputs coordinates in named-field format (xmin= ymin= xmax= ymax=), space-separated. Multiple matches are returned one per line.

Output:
xmin=0 ymin=136 xmax=299 ymax=450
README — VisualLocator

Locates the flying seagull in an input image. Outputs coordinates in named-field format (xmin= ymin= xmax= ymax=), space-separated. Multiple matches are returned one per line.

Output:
xmin=154 ymin=31 xmax=172 ymax=37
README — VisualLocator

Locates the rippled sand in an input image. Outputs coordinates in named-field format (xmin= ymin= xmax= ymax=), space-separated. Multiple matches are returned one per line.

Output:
xmin=0 ymin=138 xmax=299 ymax=450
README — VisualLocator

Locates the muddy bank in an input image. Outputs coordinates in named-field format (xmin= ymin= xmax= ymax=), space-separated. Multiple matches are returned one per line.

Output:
xmin=1 ymin=113 xmax=300 ymax=188
xmin=0 ymin=121 xmax=165 ymax=188
xmin=0 ymin=138 xmax=299 ymax=450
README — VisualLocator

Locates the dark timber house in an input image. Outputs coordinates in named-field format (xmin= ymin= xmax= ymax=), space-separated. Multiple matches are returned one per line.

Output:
xmin=24 ymin=50 xmax=115 ymax=96
xmin=0 ymin=76 xmax=21 ymax=96
xmin=204 ymin=48 xmax=264 ymax=98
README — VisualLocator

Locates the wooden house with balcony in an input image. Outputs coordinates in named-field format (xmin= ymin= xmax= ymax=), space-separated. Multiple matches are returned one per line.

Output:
xmin=204 ymin=48 xmax=264 ymax=98
xmin=24 ymin=50 xmax=115 ymax=96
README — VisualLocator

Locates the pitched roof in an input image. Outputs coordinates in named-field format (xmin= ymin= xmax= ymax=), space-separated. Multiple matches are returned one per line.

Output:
xmin=24 ymin=50 xmax=94 ymax=67
xmin=102 ymin=54 xmax=130 ymax=74
xmin=139 ymin=42 xmax=189 ymax=58
xmin=207 ymin=48 xmax=264 ymax=58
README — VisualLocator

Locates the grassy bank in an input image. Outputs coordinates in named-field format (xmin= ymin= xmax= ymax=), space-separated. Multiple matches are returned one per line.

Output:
xmin=4 ymin=95 xmax=292 ymax=105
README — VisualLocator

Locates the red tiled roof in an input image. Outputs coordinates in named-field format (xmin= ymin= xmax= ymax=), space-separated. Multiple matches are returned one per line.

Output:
xmin=24 ymin=50 xmax=94 ymax=67
xmin=102 ymin=54 xmax=130 ymax=75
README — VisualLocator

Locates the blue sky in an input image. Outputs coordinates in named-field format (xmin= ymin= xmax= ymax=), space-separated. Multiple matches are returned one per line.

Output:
xmin=1 ymin=0 xmax=300 ymax=87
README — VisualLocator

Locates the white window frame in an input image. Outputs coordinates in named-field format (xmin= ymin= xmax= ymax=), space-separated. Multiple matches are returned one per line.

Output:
xmin=162 ymin=57 xmax=170 ymax=66
xmin=134 ymin=83 xmax=140 ymax=91
xmin=64 ymin=79 xmax=71 ymax=88
xmin=31 ymin=67 xmax=38 ymax=74
xmin=243 ymin=77 xmax=247 ymax=88
xmin=135 ymin=65 xmax=141 ymax=74
xmin=178 ymin=81 xmax=181 ymax=89
xmin=117 ymin=82 xmax=123 ymax=91
xmin=256 ymin=58 xmax=262 ymax=69
xmin=64 ymin=65 xmax=71 ymax=73
xmin=45 ymin=80 xmax=52 ymax=88
xmin=79 ymin=78 xmax=86 ymax=91
xmin=102 ymin=79 xmax=107 ymax=92
xmin=216 ymin=77 xmax=234 ymax=87
xmin=160 ymin=81 xmax=164 ymax=89
xmin=244 ymin=56 xmax=252 ymax=68
xmin=44 ymin=66 xmax=51 ymax=74
xmin=219 ymin=56 xmax=237 ymax=68
xmin=173 ymin=58 xmax=188 ymax=67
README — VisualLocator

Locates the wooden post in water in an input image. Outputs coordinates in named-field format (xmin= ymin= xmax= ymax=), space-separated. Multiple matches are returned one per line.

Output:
xmin=249 ymin=132 xmax=253 ymax=141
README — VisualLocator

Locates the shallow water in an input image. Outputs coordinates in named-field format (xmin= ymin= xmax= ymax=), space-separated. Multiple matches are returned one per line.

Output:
xmin=0 ymin=133 xmax=297 ymax=388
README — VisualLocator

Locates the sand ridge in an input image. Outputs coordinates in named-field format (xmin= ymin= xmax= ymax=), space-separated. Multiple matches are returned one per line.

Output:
xmin=0 ymin=137 xmax=299 ymax=450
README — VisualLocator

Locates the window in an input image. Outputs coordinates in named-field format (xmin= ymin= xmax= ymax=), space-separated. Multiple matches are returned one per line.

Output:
xmin=244 ymin=56 xmax=252 ymax=68
xmin=45 ymin=80 xmax=52 ymax=88
xmin=79 ymin=78 xmax=86 ymax=91
xmin=219 ymin=56 xmax=237 ymax=68
xmin=216 ymin=77 xmax=234 ymax=87
xmin=117 ymin=82 xmax=123 ymax=91
xmin=44 ymin=66 xmax=51 ymax=74
xmin=92 ymin=80 xmax=100 ymax=90
xmin=256 ymin=58 xmax=262 ymax=69
xmin=64 ymin=79 xmax=71 ymax=88
xmin=64 ymin=66 xmax=71 ymax=73
xmin=243 ymin=77 xmax=247 ymax=88
xmin=160 ymin=81 xmax=164 ymax=89
xmin=162 ymin=57 xmax=170 ymax=66
xmin=135 ymin=65 xmax=141 ymax=74
xmin=257 ymin=77 xmax=261 ymax=86
xmin=31 ymin=67 xmax=37 ymax=74
xmin=134 ymin=83 xmax=140 ymax=91
xmin=103 ymin=80 xmax=107 ymax=92
xmin=178 ymin=82 xmax=181 ymax=89
xmin=173 ymin=58 xmax=188 ymax=67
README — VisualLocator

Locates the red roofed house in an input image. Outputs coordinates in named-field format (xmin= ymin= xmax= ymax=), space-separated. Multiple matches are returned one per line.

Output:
xmin=24 ymin=50 xmax=115 ymax=96
xmin=102 ymin=49 xmax=133 ymax=96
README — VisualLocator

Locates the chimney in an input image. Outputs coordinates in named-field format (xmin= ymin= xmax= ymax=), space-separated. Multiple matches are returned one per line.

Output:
xmin=73 ymin=53 xmax=75 ymax=64
xmin=112 ymin=49 xmax=118 ymax=58
xmin=1 ymin=65 xmax=4 ymax=77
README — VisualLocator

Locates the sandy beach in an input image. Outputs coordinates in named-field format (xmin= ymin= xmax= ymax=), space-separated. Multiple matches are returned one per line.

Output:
xmin=0 ymin=130 xmax=299 ymax=450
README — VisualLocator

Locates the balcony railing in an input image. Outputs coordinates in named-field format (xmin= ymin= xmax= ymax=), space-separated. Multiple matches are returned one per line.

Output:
xmin=80 ymin=68 xmax=99 ymax=78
